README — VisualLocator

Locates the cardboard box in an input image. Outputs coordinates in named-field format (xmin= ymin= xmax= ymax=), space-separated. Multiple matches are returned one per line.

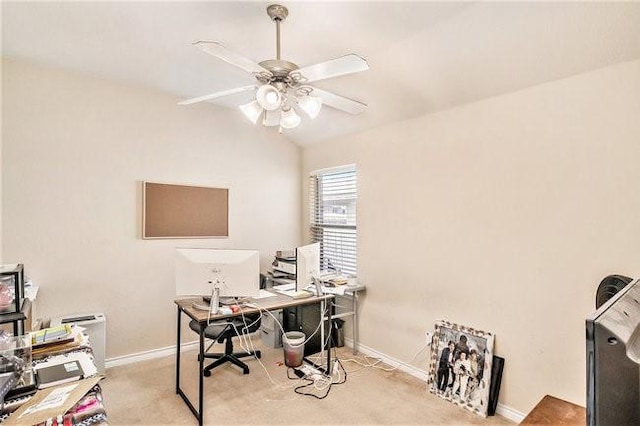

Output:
xmin=3 ymin=376 xmax=101 ymax=425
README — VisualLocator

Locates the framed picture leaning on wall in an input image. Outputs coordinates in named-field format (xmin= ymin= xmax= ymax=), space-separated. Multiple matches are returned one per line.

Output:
xmin=426 ymin=320 xmax=495 ymax=417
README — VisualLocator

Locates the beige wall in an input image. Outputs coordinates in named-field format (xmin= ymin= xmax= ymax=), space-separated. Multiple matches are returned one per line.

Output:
xmin=4 ymin=53 xmax=640 ymax=415
xmin=0 ymin=56 xmax=3 ymax=262
xmin=1 ymin=58 xmax=301 ymax=357
xmin=303 ymin=59 xmax=640 ymax=414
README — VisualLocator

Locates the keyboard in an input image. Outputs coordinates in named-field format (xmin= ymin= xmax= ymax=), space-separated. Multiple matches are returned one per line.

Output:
xmin=276 ymin=289 xmax=313 ymax=299
xmin=272 ymin=283 xmax=295 ymax=291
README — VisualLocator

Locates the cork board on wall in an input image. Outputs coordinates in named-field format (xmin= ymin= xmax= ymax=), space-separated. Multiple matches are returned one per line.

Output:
xmin=143 ymin=182 xmax=228 ymax=239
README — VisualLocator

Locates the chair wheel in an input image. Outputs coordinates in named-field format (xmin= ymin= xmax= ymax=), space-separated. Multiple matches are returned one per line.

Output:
xmin=203 ymin=370 xmax=211 ymax=377
xmin=255 ymin=352 xmax=262 ymax=359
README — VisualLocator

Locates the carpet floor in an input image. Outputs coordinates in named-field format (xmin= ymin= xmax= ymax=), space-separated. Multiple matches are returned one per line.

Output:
xmin=100 ymin=338 xmax=514 ymax=425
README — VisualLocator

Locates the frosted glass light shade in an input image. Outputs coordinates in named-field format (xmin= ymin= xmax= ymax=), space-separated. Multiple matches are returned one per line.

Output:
xmin=280 ymin=107 xmax=301 ymax=129
xmin=298 ymin=95 xmax=322 ymax=119
xmin=256 ymin=84 xmax=282 ymax=111
xmin=239 ymin=100 xmax=263 ymax=124
xmin=262 ymin=109 xmax=280 ymax=127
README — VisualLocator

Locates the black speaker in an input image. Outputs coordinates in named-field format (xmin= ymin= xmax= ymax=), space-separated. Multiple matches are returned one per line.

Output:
xmin=595 ymin=274 xmax=632 ymax=309
xmin=488 ymin=356 xmax=505 ymax=416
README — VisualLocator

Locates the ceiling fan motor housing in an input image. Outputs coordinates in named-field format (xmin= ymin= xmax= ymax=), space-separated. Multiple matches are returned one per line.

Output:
xmin=258 ymin=59 xmax=299 ymax=79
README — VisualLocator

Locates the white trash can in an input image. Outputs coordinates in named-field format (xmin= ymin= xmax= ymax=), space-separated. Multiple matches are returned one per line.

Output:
xmin=283 ymin=331 xmax=305 ymax=368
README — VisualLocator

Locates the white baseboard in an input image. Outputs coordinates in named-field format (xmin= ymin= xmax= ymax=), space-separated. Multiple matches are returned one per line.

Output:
xmin=344 ymin=337 xmax=428 ymax=381
xmin=106 ymin=338 xmax=525 ymax=423
xmin=495 ymin=403 xmax=525 ymax=423
xmin=344 ymin=338 xmax=525 ymax=423
xmin=105 ymin=340 xmax=198 ymax=369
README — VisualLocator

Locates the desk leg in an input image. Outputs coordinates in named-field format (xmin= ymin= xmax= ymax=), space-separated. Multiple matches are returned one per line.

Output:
xmin=320 ymin=300 xmax=325 ymax=368
xmin=326 ymin=299 xmax=332 ymax=375
xmin=352 ymin=291 xmax=358 ymax=355
xmin=175 ymin=307 xmax=204 ymax=426
xmin=198 ymin=329 xmax=204 ymax=426
xmin=176 ymin=307 xmax=181 ymax=393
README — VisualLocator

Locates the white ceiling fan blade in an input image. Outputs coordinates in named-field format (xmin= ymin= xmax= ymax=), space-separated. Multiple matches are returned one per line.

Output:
xmin=297 ymin=54 xmax=369 ymax=83
xmin=194 ymin=41 xmax=272 ymax=76
xmin=178 ymin=85 xmax=256 ymax=105
xmin=310 ymin=88 xmax=367 ymax=115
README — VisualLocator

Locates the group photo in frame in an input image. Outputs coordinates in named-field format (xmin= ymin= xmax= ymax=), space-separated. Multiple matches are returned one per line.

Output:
xmin=426 ymin=320 xmax=495 ymax=417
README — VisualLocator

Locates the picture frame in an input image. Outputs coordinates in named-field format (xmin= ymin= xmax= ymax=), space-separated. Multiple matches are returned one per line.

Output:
xmin=426 ymin=320 xmax=495 ymax=417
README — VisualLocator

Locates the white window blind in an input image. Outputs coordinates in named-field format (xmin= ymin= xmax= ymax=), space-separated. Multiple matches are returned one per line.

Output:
xmin=309 ymin=167 xmax=357 ymax=276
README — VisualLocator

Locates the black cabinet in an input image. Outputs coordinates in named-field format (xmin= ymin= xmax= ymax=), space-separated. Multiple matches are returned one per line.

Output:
xmin=0 ymin=264 xmax=27 ymax=335
xmin=0 ymin=264 xmax=25 ymax=315
xmin=283 ymin=303 xmax=334 ymax=356
xmin=0 ymin=299 xmax=31 ymax=336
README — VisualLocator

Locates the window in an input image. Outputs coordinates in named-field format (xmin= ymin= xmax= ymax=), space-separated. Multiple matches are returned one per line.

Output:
xmin=309 ymin=166 xmax=357 ymax=276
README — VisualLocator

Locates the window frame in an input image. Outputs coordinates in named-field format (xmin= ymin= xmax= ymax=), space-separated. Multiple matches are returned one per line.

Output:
xmin=309 ymin=165 xmax=357 ymax=276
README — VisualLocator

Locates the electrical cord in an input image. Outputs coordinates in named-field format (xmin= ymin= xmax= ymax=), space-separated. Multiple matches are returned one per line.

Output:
xmin=289 ymin=357 xmax=347 ymax=399
xmin=228 ymin=304 xmax=306 ymax=391
xmin=199 ymin=297 xmax=339 ymax=396
xmin=199 ymin=295 xmax=429 ymax=401
xmin=340 ymin=342 xmax=430 ymax=373
xmin=238 ymin=299 xmax=327 ymax=348
xmin=286 ymin=332 xmax=349 ymax=399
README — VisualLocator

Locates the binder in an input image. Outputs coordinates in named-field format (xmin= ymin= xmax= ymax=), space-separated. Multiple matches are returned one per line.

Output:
xmin=36 ymin=360 xmax=84 ymax=389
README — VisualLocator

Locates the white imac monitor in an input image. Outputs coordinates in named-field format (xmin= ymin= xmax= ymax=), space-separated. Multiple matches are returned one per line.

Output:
xmin=296 ymin=243 xmax=320 ymax=290
xmin=175 ymin=248 xmax=261 ymax=299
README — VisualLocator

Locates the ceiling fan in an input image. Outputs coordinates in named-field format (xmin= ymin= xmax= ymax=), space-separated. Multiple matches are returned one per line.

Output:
xmin=178 ymin=4 xmax=369 ymax=131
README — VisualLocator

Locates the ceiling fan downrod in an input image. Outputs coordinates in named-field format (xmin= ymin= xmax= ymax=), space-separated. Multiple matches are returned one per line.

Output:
xmin=267 ymin=4 xmax=288 ymax=61
xmin=259 ymin=4 xmax=298 ymax=82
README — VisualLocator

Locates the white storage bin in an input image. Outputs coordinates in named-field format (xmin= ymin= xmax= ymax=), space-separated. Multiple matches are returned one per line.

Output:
xmin=260 ymin=310 xmax=282 ymax=348
xmin=51 ymin=313 xmax=106 ymax=374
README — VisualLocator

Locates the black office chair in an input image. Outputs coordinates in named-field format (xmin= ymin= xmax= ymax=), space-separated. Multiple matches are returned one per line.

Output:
xmin=189 ymin=314 xmax=262 ymax=376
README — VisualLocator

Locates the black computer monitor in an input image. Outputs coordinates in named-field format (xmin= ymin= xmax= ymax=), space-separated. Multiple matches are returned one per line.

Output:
xmin=586 ymin=277 xmax=640 ymax=425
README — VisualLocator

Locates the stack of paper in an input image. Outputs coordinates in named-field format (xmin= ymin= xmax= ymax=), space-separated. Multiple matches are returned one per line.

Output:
xmin=31 ymin=326 xmax=89 ymax=358
xmin=31 ymin=325 xmax=73 ymax=347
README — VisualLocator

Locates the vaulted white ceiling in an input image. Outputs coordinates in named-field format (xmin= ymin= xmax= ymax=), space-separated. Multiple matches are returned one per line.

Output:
xmin=3 ymin=1 xmax=640 ymax=145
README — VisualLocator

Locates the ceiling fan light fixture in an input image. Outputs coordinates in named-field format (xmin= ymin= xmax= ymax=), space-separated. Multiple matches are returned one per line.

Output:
xmin=239 ymin=100 xmax=263 ymax=124
xmin=179 ymin=3 xmax=369 ymax=133
xmin=297 ymin=94 xmax=323 ymax=119
xmin=256 ymin=84 xmax=282 ymax=110
xmin=280 ymin=107 xmax=301 ymax=129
